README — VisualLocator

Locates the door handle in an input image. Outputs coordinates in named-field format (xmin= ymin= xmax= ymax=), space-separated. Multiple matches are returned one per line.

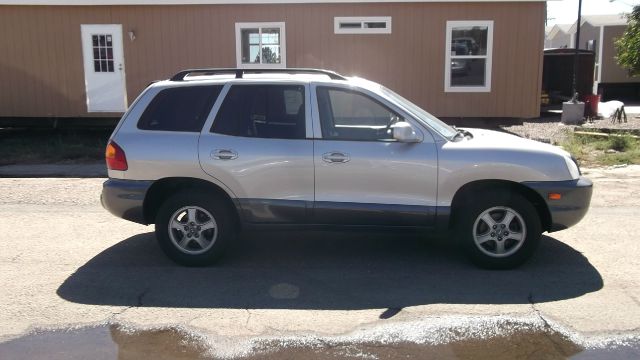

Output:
xmin=322 ymin=151 xmax=350 ymax=163
xmin=211 ymin=149 xmax=238 ymax=160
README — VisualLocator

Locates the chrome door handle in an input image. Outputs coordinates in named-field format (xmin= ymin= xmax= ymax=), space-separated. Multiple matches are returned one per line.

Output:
xmin=322 ymin=151 xmax=350 ymax=163
xmin=211 ymin=149 xmax=238 ymax=160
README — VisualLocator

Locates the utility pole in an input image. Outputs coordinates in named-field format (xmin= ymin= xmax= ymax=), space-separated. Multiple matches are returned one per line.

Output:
xmin=571 ymin=0 xmax=583 ymax=102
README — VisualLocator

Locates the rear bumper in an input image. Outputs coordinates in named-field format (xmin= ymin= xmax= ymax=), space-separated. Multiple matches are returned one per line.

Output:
xmin=101 ymin=179 xmax=153 ymax=225
xmin=522 ymin=176 xmax=593 ymax=232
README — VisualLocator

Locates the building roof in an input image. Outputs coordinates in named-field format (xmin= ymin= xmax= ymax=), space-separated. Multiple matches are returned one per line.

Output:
xmin=546 ymin=23 xmax=572 ymax=40
xmin=568 ymin=14 xmax=628 ymax=33
xmin=0 ymin=0 xmax=550 ymax=4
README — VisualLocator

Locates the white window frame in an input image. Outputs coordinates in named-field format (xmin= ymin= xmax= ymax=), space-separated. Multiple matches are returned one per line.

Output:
xmin=334 ymin=16 xmax=392 ymax=34
xmin=444 ymin=20 xmax=494 ymax=93
xmin=235 ymin=22 xmax=286 ymax=68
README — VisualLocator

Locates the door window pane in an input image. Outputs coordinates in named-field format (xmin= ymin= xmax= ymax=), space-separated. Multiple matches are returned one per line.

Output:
xmin=316 ymin=87 xmax=402 ymax=141
xmin=137 ymin=85 xmax=223 ymax=132
xmin=91 ymin=33 xmax=115 ymax=73
xmin=212 ymin=85 xmax=305 ymax=139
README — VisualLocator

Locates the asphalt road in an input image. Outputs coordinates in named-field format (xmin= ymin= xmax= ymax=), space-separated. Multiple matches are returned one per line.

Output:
xmin=1 ymin=166 xmax=639 ymax=356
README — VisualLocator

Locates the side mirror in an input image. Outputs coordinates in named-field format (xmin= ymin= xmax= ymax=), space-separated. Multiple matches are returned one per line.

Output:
xmin=391 ymin=122 xmax=421 ymax=143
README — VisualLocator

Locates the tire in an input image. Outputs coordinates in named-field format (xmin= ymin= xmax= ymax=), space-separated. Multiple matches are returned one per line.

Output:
xmin=155 ymin=191 xmax=235 ymax=266
xmin=456 ymin=191 xmax=541 ymax=269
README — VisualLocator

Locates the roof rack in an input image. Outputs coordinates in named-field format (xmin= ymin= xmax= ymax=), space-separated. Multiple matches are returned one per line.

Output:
xmin=169 ymin=68 xmax=347 ymax=81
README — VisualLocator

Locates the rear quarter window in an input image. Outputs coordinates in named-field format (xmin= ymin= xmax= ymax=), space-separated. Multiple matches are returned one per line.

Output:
xmin=137 ymin=85 xmax=223 ymax=132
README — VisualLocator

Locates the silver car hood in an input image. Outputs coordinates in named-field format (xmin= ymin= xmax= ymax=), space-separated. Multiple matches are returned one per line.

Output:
xmin=459 ymin=128 xmax=570 ymax=157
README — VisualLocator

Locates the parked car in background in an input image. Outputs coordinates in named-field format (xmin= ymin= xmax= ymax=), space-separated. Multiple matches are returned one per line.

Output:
xmin=102 ymin=68 xmax=592 ymax=269
xmin=453 ymin=37 xmax=480 ymax=55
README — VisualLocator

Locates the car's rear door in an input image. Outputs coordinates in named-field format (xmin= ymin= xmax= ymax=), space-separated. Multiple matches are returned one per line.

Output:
xmin=199 ymin=82 xmax=314 ymax=224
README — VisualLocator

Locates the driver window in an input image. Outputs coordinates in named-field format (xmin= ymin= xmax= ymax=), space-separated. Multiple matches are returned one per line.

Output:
xmin=317 ymin=87 xmax=403 ymax=141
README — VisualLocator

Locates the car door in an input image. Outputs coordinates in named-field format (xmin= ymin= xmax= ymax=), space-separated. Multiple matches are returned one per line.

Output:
xmin=199 ymin=83 xmax=314 ymax=223
xmin=311 ymin=84 xmax=438 ymax=226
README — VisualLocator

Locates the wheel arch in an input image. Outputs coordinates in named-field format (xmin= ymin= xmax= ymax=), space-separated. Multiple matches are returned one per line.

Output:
xmin=449 ymin=179 xmax=551 ymax=232
xmin=143 ymin=177 xmax=240 ymax=227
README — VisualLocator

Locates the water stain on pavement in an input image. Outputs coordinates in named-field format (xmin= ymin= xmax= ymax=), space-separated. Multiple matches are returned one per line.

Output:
xmin=0 ymin=323 xmax=638 ymax=360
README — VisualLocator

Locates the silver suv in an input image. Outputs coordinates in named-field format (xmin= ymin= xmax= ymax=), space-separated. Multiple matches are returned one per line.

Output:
xmin=101 ymin=68 xmax=592 ymax=269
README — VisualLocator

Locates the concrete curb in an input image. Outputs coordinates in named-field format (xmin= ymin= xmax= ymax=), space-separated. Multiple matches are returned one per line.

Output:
xmin=0 ymin=163 xmax=107 ymax=178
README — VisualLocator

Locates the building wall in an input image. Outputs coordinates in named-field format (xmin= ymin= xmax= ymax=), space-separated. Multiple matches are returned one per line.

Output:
xmin=601 ymin=25 xmax=640 ymax=84
xmin=0 ymin=3 xmax=545 ymax=119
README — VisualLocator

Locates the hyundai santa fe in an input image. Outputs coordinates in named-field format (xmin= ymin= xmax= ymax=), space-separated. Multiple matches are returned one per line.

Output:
xmin=101 ymin=68 xmax=592 ymax=269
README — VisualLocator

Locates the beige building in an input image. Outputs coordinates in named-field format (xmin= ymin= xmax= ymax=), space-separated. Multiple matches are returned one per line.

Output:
xmin=568 ymin=14 xmax=640 ymax=99
xmin=0 ymin=0 xmax=548 ymax=120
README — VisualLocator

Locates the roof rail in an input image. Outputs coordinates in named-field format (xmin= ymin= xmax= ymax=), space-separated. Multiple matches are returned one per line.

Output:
xmin=169 ymin=68 xmax=347 ymax=81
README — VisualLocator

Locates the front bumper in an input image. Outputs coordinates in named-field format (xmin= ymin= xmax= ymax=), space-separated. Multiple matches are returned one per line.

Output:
xmin=101 ymin=178 xmax=153 ymax=225
xmin=522 ymin=176 xmax=593 ymax=232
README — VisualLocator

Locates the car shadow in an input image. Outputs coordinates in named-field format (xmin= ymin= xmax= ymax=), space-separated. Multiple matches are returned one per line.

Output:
xmin=57 ymin=231 xmax=603 ymax=310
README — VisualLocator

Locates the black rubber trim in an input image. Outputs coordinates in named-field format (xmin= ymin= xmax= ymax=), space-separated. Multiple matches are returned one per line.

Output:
xmin=101 ymin=179 xmax=153 ymax=225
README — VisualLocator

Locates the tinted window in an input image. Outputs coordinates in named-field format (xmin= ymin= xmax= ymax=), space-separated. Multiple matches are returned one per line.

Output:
xmin=317 ymin=87 xmax=402 ymax=141
xmin=211 ymin=85 xmax=305 ymax=139
xmin=137 ymin=85 xmax=222 ymax=132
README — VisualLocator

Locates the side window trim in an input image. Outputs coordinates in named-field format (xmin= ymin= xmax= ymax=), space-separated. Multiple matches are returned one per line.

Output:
xmin=311 ymin=84 xmax=424 ymax=141
xmin=200 ymin=83 xmax=232 ymax=136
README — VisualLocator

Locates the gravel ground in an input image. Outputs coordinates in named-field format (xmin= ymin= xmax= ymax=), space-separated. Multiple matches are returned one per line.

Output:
xmin=499 ymin=117 xmax=573 ymax=145
xmin=499 ymin=107 xmax=640 ymax=145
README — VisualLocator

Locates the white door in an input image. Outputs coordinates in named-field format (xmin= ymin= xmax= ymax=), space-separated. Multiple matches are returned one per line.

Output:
xmin=80 ymin=24 xmax=127 ymax=112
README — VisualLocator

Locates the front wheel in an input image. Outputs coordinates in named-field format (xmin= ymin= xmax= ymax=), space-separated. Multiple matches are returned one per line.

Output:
xmin=155 ymin=192 xmax=235 ymax=266
xmin=457 ymin=192 xmax=541 ymax=269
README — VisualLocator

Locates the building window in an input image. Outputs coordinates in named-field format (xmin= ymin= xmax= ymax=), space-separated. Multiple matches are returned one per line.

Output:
xmin=334 ymin=17 xmax=392 ymax=34
xmin=445 ymin=20 xmax=494 ymax=92
xmin=235 ymin=22 xmax=286 ymax=68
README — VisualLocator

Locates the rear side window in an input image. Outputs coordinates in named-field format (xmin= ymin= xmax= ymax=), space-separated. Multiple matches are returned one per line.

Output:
xmin=137 ymin=85 xmax=223 ymax=132
xmin=211 ymin=85 xmax=305 ymax=139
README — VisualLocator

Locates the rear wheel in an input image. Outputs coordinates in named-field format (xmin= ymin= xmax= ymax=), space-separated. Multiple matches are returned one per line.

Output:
xmin=155 ymin=192 xmax=235 ymax=266
xmin=457 ymin=191 xmax=541 ymax=269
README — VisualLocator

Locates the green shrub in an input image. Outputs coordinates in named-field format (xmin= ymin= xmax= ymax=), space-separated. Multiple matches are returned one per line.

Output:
xmin=608 ymin=135 xmax=635 ymax=152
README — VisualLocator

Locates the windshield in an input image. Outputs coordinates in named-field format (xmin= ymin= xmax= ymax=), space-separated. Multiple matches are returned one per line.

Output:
xmin=380 ymin=86 xmax=457 ymax=140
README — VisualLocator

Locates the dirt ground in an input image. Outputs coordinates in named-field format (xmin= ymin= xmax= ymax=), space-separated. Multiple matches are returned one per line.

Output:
xmin=0 ymin=167 xmax=639 ymax=358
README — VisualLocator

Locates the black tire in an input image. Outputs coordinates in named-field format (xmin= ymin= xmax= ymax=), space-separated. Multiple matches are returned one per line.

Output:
xmin=456 ymin=191 xmax=541 ymax=269
xmin=155 ymin=191 xmax=235 ymax=266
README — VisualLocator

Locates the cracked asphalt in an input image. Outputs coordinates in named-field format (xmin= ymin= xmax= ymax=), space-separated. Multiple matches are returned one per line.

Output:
xmin=0 ymin=166 xmax=639 ymax=354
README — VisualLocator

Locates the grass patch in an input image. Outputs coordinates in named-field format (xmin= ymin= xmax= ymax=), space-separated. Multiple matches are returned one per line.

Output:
xmin=0 ymin=128 xmax=112 ymax=166
xmin=561 ymin=132 xmax=640 ymax=167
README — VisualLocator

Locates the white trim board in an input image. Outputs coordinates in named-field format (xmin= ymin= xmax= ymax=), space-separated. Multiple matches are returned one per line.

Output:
xmin=0 ymin=0 xmax=553 ymax=5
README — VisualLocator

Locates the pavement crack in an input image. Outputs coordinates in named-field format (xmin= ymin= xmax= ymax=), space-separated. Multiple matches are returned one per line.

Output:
xmin=528 ymin=292 xmax=569 ymax=356
xmin=136 ymin=288 xmax=149 ymax=307
xmin=109 ymin=288 xmax=149 ymax=320
xmin=244 ymin=309 xmax=253 ymax=330
xmin=527 ymin=292 xmax=552 ymax=329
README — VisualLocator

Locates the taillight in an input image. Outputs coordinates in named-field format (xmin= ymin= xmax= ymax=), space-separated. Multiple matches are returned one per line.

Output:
xmin=105 ymin=141 xmax=128 ymax=171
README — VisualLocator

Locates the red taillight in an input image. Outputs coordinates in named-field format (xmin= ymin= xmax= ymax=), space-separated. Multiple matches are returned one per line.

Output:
xmin=105 ymin=141 xmax=128 ymax=171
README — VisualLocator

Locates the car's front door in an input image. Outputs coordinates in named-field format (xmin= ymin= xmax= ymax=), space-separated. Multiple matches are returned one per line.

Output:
xmin=199 ymin=83 xmax=313 ymax=223
xmin=311 ymin=85 xmax=439 ymax=226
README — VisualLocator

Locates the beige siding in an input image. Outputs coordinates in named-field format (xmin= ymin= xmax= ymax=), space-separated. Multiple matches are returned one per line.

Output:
xmin=0 ymin=3 xmax=545 ymax=118
xmin=601 ymin=25 xmax=640 ymax=84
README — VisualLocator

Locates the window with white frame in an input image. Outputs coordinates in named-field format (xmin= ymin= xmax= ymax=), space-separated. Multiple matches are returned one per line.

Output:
xmin=235 ymin=22 xmax=286 ymax=68
xmin=445 ymin=20 xmax=493 ymax=92
xmin=334 ymin=17 xmax=392 ymax=34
